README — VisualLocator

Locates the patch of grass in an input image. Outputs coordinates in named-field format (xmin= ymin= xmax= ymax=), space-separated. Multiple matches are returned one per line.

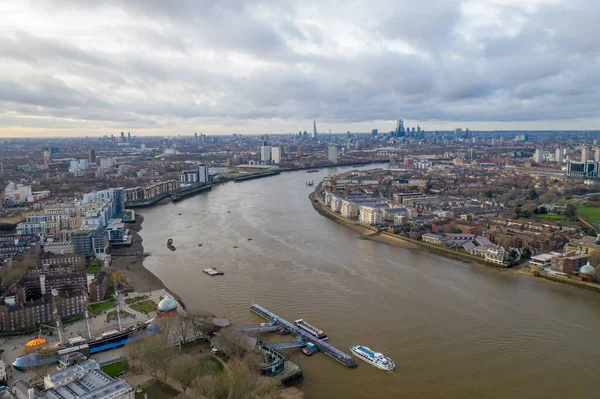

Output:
xmin=577 ymin=204 xmax=600 ymax=227
xmin=199 ymin=356 xmax=224 ymax=374
xmin=125 ymin=295 xmax=148 ymax=304
xmin=103 ymin=285 xmax=115 ymax=301
xmin=89 ymin=299 xmax=115 ymax=315
xmin=129 ymin=299 xmax=157 ymax=313
xmin=101 ymin=361 xmax=128 ymax=378
xmin=534 ymin=213 xmax=563 ymax=219
xmin=555 ymin=198 xmax=575 ymax=205
xmin=87 ymin=259 xmax=103 ymax=273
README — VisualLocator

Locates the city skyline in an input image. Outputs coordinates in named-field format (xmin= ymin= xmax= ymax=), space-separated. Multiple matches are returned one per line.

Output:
xmin=1 ymin=0 xmax=599 ymax=137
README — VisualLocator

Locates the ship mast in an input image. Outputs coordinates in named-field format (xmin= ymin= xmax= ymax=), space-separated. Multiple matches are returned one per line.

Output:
xmin=115 ymin=289 xmax=122 ymax=331
xmin=51 ymin=293 xmax=63 ymax=345
xmin=85 ymin=310 xmax=92 ymax=339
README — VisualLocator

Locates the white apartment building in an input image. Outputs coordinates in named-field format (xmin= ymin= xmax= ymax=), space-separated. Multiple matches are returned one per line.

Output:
xmin=260 ymin=146 xmax=271 ymax=163
xmin=271 ymin=147 xmax=281 ymax=164
xmin=359 ymin=206 xmax=383 ymax=226
xmin=328 ymin=144 xmax=338 ymax=163
xmin=330 ymin=196 xmax=343 ymax=213
xmin=340 ymin=200 xmax=358 ymax=218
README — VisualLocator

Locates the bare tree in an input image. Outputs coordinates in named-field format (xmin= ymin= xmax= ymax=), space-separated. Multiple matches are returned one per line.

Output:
xmin=213 ymin=328 xmax=249 ymax=359
xmin=173 ymin=314 xmax=192 ymax=345
xmin=193 ymin=374 xmax=228 ymax=399
xmin=190 ymin=312 xmax=216 ymax=341
xmin=171 ymin=355 xmax=207 ymax=393
xmin=158 ymin=315 xmax=177 ymax=344
xmin=126 ymin=338 xmax=145 ymax=371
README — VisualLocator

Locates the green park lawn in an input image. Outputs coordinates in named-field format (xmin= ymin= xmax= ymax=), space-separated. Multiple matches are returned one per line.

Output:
xmin=88 ymin=299 xmax=115 ymax=315
xmin=87 ymin=259 xmax=103 ymax=273
xmin=534 ymin=213 xmax=563 ymax=219
xmin=129 ymin=299 xmax=157 ymax=313
xmin=101 ymin=361 xmax=128 ymax=378
xmin=125 ymin=295 xmax=148 ymax=304
xmin=577 ymin=204 xmax=600 ymax=227
xmin=198 ymin=356 xmax=224 ymax=374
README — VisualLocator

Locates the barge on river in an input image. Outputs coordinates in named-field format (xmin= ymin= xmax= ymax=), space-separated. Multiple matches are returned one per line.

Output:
xmin=203 ymin=267 xmax=224 ymax=276
xmin=294 ymin=319 xmax=328 ymax=341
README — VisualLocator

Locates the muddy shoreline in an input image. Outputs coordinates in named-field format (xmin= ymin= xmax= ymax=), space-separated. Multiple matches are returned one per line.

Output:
xmin=109 ymin=214 xmax=165 ymax=292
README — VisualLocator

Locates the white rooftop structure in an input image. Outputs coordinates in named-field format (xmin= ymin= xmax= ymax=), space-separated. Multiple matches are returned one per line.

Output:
xmin=42 ymin=359 xmax=134 ymax=399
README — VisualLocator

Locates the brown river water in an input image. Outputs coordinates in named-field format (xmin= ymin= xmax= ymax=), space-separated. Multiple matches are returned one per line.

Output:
xmin=139 ymin=165 xmax=600 ymax=399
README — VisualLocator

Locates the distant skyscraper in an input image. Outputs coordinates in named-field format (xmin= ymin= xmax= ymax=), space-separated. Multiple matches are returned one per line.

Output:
xmin=581 ymin=147 xmax=589 ymax=162
xmin=260 ymin=146 xmax=271 ymax=163
xmin=595 ymin=148 xmax=600 ymax=163
xmin=43 ymin=150 xmax=51 ymax=165
xmin=127 ymin=132 xmax=131 ymax=142
xmin=395 ymin=119 xmax=404 ymax=137
xmin=454 ymin=128 xmax=463 ymax=140
xmin=194 ymin=132 xmax=198 ymax=143
xmin=371 ymin=129 xmax=378 ymax=136
xmin=313 ymin=120 xmax=318 ymax=140
xmin=328 ymin=144 xmax=338 ymax=163
xmin=198 ymin=164 xmax=209 ymax=184
xmin=555 ymin=148 xmax=563 ymax=163
xmin=271 ymin=146 xmax=281 ymax=164
xmin=120 ymin=132 xmax=125 ymax=142
xmin=88 ymin=149 xmax=96 ymax=164
xmin=533 ymin=148 xmax=543 ymax=163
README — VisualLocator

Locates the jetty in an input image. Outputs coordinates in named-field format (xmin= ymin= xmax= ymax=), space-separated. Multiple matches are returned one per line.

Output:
xmin=234 ymin=171 xmax=280 ymax=182
xmin=249 ymin=304 xmax=357 ymax=368
xmin=171 ymin=184 xmax=212 ymax=203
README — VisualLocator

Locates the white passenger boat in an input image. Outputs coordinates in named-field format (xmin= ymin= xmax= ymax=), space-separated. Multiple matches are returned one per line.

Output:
xmin=350 ymin=345 xmax=395 ymax=371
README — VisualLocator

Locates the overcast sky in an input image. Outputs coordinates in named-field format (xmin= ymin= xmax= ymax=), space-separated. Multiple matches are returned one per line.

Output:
xmin=0 ymin=0 xmax=598 ymax=137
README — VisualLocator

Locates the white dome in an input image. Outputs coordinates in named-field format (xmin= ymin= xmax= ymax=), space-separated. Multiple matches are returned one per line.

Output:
xmin=157 ymin=297 xmax=177 ymax=312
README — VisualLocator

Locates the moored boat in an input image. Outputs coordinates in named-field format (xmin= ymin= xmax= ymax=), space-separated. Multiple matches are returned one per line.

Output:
xmin=350 ymin=345 xmax=395 ymax=371
xmin=294 ymin=319 xmax=328 ymax=341
xmin=203 ymin=267 xmax=224 ymax=276
xmin=12 ymin=320 xmax=159 ymax=371
xmin=167 ymin=238 xmax=176 ymax=251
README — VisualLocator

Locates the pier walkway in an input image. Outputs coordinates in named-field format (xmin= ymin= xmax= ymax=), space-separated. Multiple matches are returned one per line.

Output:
xmin=267 ymin=341 xmax=306 ymax=350
xmin=240 ymin=325 xmax=279 ymax=334
xmin=250 ymin=304 xmax=357 ymax=368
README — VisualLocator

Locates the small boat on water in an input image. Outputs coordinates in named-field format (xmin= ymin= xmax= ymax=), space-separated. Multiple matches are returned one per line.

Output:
xmin=198 ymin=243 xmax=203 ymax=247
xmin=350 ymin=345 xmax=395 ymax=371
xmin=203 ymin=267 xmax=224 ymax=276
xmin=306 ymin=181 xmax=314 ymax=187
xmin=227 ymin=210 xmax=231 ymax=213
xmin=232 ymin=245 xmax=238 ymax=248
xmin=294 ymin=319 xmax=328 ymax=341
xmin=247 ymin=237 xmax=252 ymax=241
xmin=178 ymin=213 xmax=182 ymax=215
xmin=167 ymin=238 xmax=176 ymax=251
xmin=352 ymin=164 xmax=360 ymax=167
xmin=306 ymin=169 xmax=319 ymax=173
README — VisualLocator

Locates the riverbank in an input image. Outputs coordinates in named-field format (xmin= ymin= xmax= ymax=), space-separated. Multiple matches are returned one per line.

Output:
xmin=309 ymin=191 xmax=524 ymax=268
xmin=309 ymin=192 xmax=418 ymax=249
xmin=109 ymin=214 xmax=165 ymax=293
xmin=124 ymin=160 xmax=389 ymax=209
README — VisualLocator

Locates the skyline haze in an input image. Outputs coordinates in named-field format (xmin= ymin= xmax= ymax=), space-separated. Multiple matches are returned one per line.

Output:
xmin=1 ymin=0 xmax=599 ymax=137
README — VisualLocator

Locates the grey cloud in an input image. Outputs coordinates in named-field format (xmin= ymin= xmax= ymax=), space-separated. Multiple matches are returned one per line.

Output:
xmin=0 ymin=0 xmax=599 ymax=133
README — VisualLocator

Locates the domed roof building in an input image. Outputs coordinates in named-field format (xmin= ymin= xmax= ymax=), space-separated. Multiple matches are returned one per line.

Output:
xmin=157 ymin=296 xmax=178 ymax=317
xmin=578 ymin=262 xmax=596 ymax=281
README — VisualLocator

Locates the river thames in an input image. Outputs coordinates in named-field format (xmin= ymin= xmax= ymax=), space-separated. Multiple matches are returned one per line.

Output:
xmin=139 ymin=165 xmax=600 ymax=398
